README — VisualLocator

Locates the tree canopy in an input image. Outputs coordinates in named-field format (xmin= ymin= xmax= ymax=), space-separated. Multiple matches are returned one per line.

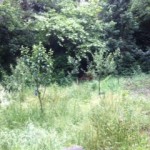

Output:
xmin=0 ymin=0 xmax=150 ymax=80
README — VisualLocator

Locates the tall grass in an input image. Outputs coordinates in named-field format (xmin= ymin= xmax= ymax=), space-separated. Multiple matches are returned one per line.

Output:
xmin=82 ymin=93 xmax=150 ymax=150
xmin=0 ymin=75 xmax=150 ymax=150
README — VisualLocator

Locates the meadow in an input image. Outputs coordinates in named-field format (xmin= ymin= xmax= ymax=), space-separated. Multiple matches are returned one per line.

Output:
xmin=0 ymin=74 xmax=150 ymax=150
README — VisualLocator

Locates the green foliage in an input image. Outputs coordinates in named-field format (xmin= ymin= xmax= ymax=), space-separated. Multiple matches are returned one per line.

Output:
xmin=21 ymin=42 xmax=53 ymax=86
xmin=33 ymin=0 xmax=103 ymax=75
xmin=131 ymin=0 xmax=150 ymax=72
xmin=0 ymin=0 xmax=39 ymax=71
xmin=0 ymin=0 xmax=150 ymax=149
xmin=93 ymin=48 xmax=117 ymax=77
xmin=1 ymin=59 xmax=32 ymax=102
xmin=0 ymin=0 xmax=150 ymax=80
xmin=21 ymin=42 xmax=53 ymax=113
xmin=0 ymin=0 xmax=22 ymax=30
xmin=68 ymin=56 xmax=80 ymax=80
xmin=92 ymin=46 xmax=119 ymax=94
xmin=131 ymin=0 xmax=150 ymax=22
xmin=83 ymin=96 xmax=149 ymax=150
xmin=0 ymin=1 xmax=22 ymax=69
xmin=100 ymin=0 xmax=142 ymax=73
xmin=2 ymin=59 xmax=31 ymax=91
xmin=0 ymin=74 xmax=150 ymax=150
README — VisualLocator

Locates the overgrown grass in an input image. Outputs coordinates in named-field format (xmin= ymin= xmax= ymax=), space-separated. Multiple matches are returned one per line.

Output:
xmin=0 ymin=74 xmax=150 ymax=150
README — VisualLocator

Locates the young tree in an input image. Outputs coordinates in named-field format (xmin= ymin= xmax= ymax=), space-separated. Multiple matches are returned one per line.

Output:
xmin=93 ymin=46 xmax=118 ymax=95
xmin=21 ymin=42 xmax=53 ymax=113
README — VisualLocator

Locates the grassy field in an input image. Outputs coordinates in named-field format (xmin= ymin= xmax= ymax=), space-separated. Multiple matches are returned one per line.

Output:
xmin=0 ymin=74 xmax=150 ymax=150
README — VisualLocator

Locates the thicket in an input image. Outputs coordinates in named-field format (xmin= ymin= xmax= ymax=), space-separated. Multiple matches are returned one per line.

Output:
xmin=0 ymin=0 xmax=150 ymax=82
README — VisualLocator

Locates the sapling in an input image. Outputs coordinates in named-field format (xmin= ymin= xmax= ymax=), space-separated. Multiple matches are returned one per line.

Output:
xmin=93 ymin=47 xmax=118 ymax=95
xmin=21 ymin=42 xmax=53 ymax=113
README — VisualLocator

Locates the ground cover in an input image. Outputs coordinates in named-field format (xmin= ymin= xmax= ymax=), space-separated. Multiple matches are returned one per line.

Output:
xmin=0 ymin=74 xmax=150 ymax=150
